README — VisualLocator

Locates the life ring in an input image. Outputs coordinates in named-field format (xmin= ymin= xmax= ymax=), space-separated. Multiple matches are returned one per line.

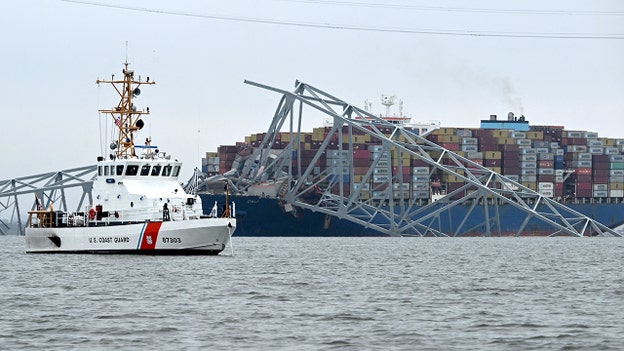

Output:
xmin=172 ymin=206 xmax=177 ymax=213
xmin=88 ymin=208 xmax=96 ymax=220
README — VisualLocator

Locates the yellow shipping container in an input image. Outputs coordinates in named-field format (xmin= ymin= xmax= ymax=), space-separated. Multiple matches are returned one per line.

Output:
xmin=522 ymin=182 xmax=537 ymax=190
xmin=437 ymin=127 xmax=456 ymax=136
xmin=436 ymin=135 xmax=460 ymax=143
xmin=487 ymin=167 xmax=502 ymax=174
xmin=359 ymin=192 xmax=371 ymax=200
xmin=609 ymin=182 xmax=624 ymax=190
xmin=526 ymin=131 xmax=543 ymax=139
xmin=497 ymin=138 xmax=516 ymax=144
xmin=205 ymin=152 xmax=218 ymax=158
xmin=491 ymin=130 xmax=510 ymax=138
xmin=602 ymin=138 xmax=616 ymax=146
xmin=354 ymin=135 xmax=371 ymax=143
xmin=250 ymin=134 xmax=258 ymax=142
xmin=484 ymin=151 xmax=502 ymax=159
xmin=444 ymin=174 xmax=464 ymax=182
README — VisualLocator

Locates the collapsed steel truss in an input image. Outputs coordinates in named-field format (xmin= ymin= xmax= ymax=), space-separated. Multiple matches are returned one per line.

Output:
xmin=233 ymin=80 xmax=621 ymax=237
xmin=0 ymin=166 xmax=96 ymax=235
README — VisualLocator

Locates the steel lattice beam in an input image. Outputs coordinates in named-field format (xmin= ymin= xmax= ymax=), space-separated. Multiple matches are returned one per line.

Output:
xmin=230 ymin=80 xmax=621 ymax=237
xmin=0 ymin=166 xmax=96 ymax=235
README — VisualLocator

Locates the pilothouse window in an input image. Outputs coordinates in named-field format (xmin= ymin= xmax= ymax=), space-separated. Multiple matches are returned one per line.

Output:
xmin=125 ymin=165 xmax=139 ymax=176
xmin=151 ymin=165 xmax=162 ymax=176
xmin=162 ymin=165 xmax=172 ymax=176
xmin=140 ymin=165 xmax=151 ymax=176
xmin=116 ymin=165 xmax=125 ymax=176
xmin=172 ymin=166 xmax=180 ymax=177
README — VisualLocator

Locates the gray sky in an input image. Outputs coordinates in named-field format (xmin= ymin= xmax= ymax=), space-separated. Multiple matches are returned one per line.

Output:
xmin=1 ymin=0 xmax=623 ymax=180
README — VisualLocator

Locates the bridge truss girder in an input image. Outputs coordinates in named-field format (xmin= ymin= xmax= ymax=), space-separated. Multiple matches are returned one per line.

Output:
xmin=233 ymin=80 xmax=620 ymax=237
xmin=0 ymin=166 xmax=96 ymax=235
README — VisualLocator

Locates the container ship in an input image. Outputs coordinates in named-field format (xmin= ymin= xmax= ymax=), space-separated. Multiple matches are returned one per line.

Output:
xmin=197 ymin=97 xmax=624 ymax=236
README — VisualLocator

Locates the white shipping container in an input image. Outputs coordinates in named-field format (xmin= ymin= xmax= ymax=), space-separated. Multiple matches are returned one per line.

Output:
xmin=393 ymin=183 xmax=410 ymax=190
xmin=609 ymin=190 xmax=624 ymax=197
xmin=412 ymin=167 xmax=429 ymax=174
xmin=461 ymin=137 xmax=478 ymax=145
xmin=461 ymin=145 xmax=479 ymax=152
xmin=589 ymin=147 xmax=604 ymax=155
xmin=413 ymin=183 xmax=429 ymax=191
xmin=587 ymin=139 xmax=603 ymax=147
xmin=538 ymin=182 xmax=554 ymax=190
xmin=521 ymin=154 xmax=537 ymax=162
xmin=539 ymin=189 xmax=554 ymax=198
xmin=593 ymin=184 xmax=608 ymax=191
xmin=413 ymin=191 xmax=429 ymax=199
xmin=521 ymin=148 xmax=536 ymax=154
xmin=605 ymin=147 xmax=619 ymax=155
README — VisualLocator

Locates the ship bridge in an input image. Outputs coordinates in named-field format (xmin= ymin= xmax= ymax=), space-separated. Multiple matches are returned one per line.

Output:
xmin=223 ymin=80 xmax=621 ymax=237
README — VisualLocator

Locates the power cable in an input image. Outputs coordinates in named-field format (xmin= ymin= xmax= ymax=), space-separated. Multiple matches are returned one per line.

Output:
xmin=59 ymin=0 xmax=624 ymax=39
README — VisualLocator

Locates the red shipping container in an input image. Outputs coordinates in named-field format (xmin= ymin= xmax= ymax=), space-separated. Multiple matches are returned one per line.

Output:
xmin=592 ymin=162 xmax=609 ymax=170
xmin=593 ymin=155 xmax=609 ymax=162
xmin=484 ymin=159 xmax=501 ymax=167
xmin=499 ymin=144 xmax=520 ymax=152
xmin=538 ymin=175 xmax=555 ymax=182
xmin=353 ymin=149 xmax=370 ymax=159
xmin=592 ymin=168 xmax=609 ymax=177
xmin=576 ymin=168 xmax=592 ymax=176
xmin=392 ymin=167 xmax=411 ymax=176
xmin=468 ymin=159 xmax=484 ymax=166
xmin=576 ymin=189 xmax=593 ymax=197
xmin=411 ymin=158 xmax=429 ymax=167
xmin=576 ymin=182 xmax=592 ymax=190
xmin=593 ymin=176 xmax=609 ymax=183
xmin=480 ymin=143 xmax=499 ymax=152
xmin=538 ymin=161 xmax=554 ymax=168
xmin=440 ymin=143 xmax=460 ymax=151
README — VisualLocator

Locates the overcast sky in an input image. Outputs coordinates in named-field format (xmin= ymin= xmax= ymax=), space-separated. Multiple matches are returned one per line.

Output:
xmin=1 ymin=0 xmax=623 ymax=180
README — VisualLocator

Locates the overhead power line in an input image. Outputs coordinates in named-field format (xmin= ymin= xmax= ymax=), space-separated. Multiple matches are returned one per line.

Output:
xmin=60 ymin=0 xmax=624 ymax=39
xmin=278 ymin=0 xmax=624 ymax=17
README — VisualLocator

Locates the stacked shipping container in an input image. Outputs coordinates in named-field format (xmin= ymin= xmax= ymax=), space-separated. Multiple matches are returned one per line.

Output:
xmin=204 ymin=121 xmax=624 ymax=204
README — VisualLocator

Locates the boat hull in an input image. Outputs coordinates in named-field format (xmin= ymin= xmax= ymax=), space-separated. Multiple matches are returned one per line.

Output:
xmin=201 ymin=193 xmax=624 ymax=236
xmin=25 ymin=218 xmax=235 ymax=254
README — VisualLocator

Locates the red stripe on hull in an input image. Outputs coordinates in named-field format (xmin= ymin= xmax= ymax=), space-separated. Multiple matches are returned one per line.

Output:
xmin=140 ymin=222 xmax=163 ymax=250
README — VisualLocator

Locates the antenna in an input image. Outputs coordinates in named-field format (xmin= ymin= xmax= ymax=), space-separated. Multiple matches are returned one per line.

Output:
xmin=125 ymin=40 xmax=129 ymax=64
xmin=381 ymin=94 xmax=396 ymax=117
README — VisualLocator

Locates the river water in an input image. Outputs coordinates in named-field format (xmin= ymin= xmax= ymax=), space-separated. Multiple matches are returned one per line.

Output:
xmin=1 ymin=236 xmax=622 ymax=350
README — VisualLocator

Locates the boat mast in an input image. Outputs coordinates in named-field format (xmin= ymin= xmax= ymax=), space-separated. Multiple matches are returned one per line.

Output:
xmin=97 ymin=63 xmax=155 ymax=159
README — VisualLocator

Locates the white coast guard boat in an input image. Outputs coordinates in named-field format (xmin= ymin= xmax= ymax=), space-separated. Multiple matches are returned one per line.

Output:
xmin=25 ymin=63 xmax=235 ymax=254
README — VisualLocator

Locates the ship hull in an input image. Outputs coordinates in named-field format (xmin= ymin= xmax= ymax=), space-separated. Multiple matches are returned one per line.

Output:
xmin=202 ymin=194 xmax=623 ymax=236
xmin=25 ymin=218 xmax=235 ymax=254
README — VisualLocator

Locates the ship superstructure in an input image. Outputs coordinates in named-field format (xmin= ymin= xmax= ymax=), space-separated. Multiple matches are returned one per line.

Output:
xmin=24 ymin=63 xmax=236 ymax=253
